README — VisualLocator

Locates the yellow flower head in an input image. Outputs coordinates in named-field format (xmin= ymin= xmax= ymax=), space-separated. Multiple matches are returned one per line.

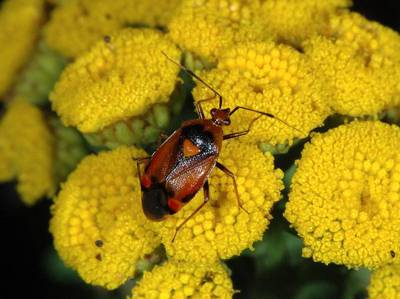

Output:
xmin=45 ymin=0 xmax=182 ymax=58
xmin=193 ymin=41 xmax=332 ymax=146
xmin=325 ymin=12 xmax=400 ymax=66
xmin=159 ymin=139 xmax=283 ymax=263
xmin=50 ymin=146 xmax=160 ymax=289
xmin=259 ymin=0 xmax=351 ymax=46
xmin=0 ymin=0 xmax=44 ymax=97
xmin=304 ymin=12 xmax=400 ymax=116
xmin=168 ymin=0 xmax=266 ymax=65
xmin=50 ymin=28 xmax=181 ymax=133
xmin=368 ymin=264 xmax=400 ymax=299
xmin=117 ymin=0 xmax=182 ymax=28
xmin=285 ymin=121 xmax=400 ymax=269
xmin=131 ymin=260 xmax=233 ymax=299
xmin=0 ymin=99 xmax=55 ymax=205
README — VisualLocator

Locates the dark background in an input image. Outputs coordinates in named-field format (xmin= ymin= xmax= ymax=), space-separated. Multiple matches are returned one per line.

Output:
xmin=0 ymin=1 xmax=399 ymax=298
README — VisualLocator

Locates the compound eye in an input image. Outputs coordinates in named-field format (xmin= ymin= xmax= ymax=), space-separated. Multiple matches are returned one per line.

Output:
xmin=210 ymin=108 xmax=217 ymax=116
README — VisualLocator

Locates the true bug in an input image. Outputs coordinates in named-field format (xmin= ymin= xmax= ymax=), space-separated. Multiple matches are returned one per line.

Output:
xmin=136 ymin=52 xmax=303 ymax=241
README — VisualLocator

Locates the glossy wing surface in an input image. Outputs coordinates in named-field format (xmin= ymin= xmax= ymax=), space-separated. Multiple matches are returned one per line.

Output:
xmin=166 ymin=154 xmax=217 ymax=202
xmin=144 ymin=128 xmax=182 ymax=182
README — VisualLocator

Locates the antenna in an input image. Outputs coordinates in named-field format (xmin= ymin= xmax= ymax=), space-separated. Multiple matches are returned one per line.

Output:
xmin=162 ymin=51 xmax=308 ymax=136
xmin=161 ymin=51 xmax=223 ymax=109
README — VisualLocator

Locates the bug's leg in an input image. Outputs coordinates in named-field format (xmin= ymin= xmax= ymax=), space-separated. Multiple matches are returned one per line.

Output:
xmin=162 ymin=51 xmax=223 ymax=109
xmin=229 ymin=106 xmax=306 ymax=135
xmin=195 ymin=95 xmax=217 ymax=119
xmin=216 ymin=162 xmax=249 ymax=214
xmin=172 ymin=180 xmax=210 ymax=242
xmin=133 ymin=157 xmax=151 ymax=180
xmin=223 ymin=115 xmax=263 ymax=140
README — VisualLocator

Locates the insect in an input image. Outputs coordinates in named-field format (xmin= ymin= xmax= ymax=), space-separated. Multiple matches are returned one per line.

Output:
xmin=136 ymin=52 xmax=302 ymax=241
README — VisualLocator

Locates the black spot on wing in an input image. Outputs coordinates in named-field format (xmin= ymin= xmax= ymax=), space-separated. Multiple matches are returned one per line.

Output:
xmin=181 ymin=124 xmax=216 ymax=155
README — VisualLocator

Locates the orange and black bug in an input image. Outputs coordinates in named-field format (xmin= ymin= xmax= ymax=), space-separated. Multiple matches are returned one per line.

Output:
xmin=136 ymin=52 xmax=302 ymax=241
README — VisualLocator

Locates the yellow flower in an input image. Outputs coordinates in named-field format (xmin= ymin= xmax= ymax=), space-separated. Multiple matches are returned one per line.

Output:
xmin=45 ymin=0 xmax=182 ymax=58
xmin=50 ymin=28 xmax=181 ymax=133
xmin=0 ymin=0 xmax=44 ymax=97
xmin=285 ymin=121 xmax=400 ymax=269
xmin=193 ymin=41 xmax=332 ymax=146
xmin=368 ymin=264 xmax=400 ymax=299
xmin=325 ymin=12 xmax=400 ymax=66
xmin=0 ymin=99 xmax=55 ymax=205
xmin=168 ymin=0 xmax=266 ymax=66
xmin=304 ymin=12 xmax=400 ymax=116
xmin=159 ymin=139 xmax=284 ymax=263
xmin=131 ymin=260 xmax=233 ymax=299
xmin=50 ymin=146 xmax=160 ymax=289
xmin=259 ymin=0 xmax=351 ymax=46
xmin=117 ymin=0 xmax=182 ymax=28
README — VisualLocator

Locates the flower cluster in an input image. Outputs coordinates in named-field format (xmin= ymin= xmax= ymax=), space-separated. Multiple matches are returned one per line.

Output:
xmin=285 ymin=121 xmax=400 ymax=268
xmin=50 ymin=28 xmax=181 ymax=133
xmin=304 ymin=11 xmax=400 ymax=116
xmin=0 ymin=99 xmax=55 ymax=204
xmin=168 ymin=0 xmax=265 ymax=67
xmin=45 ymin=0 xmax=182 ymax=58
xmin=259 ymin=0 xmax=351 ymax=46
xmin=192 ymin=41 xmax=332 ymax=146
xmin=50 ymin=147 xmax=160 ymax=289
xmin=1 ymin=0 xmax=400 ymax=298
xmin=51 ymin=138 xmax=283 ymax=290
xmin=132 ymin=260 xmax=233 ymax=298
xmin=0 ymin=99 xmax=87 ymax=204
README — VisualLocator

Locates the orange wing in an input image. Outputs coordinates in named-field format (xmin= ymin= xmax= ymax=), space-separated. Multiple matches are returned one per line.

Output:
xmin=166 ymin=155 xmax=217 ymax=202
xmin=144 ymin=128 xmax=182 ymax=182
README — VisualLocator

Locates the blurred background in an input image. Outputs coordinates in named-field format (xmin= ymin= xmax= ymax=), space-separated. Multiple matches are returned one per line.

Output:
xmin=0 ymin=0 xmax=399 ymax=298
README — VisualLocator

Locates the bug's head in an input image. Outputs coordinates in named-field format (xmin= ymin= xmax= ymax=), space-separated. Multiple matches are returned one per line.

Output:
xmin=211 ymin=108 xmax=231 ymax=126
xmin=141 ymin=184 xmax=169 ymax=221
